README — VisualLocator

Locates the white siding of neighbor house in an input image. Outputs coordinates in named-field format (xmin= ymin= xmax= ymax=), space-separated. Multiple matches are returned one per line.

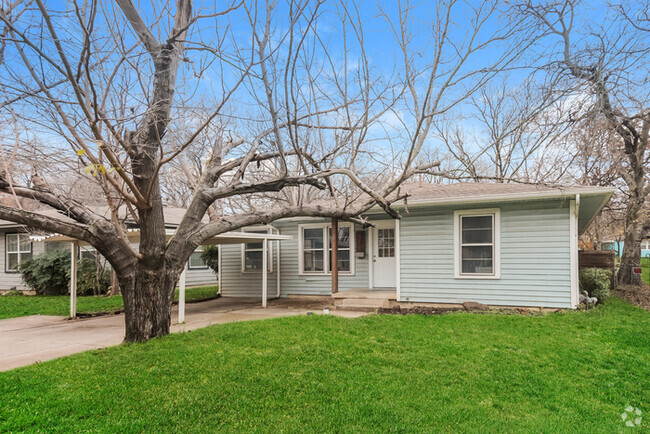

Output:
xmin=0 ymin=230 xmax=46 ymax=290
xmin=184 ymin=265 xmax=219 ymax=287
xmin=399 ymin=200 xmax=572 ymax=308
xmin=0 ymin=233 xmax=218 ymax=291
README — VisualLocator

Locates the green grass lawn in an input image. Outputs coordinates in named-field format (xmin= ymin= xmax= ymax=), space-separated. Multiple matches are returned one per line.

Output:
xmin=1 ymin=298 xmax=648 ymax=431
xmin=0 ymin=285 xmax=219 ymax=319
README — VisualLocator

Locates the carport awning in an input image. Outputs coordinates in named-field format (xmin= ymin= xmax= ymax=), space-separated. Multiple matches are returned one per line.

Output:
xmin=30 ymin=229 xmax=292 ymax=245
xmin=30 ymin=229 xmax=292 ymax=320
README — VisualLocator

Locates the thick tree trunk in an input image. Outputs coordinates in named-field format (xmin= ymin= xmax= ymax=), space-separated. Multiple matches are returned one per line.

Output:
xmin=618 ymin=196 xmax=644 ymax=285
xmin=118 ymin=263 xmax=179 ymax=342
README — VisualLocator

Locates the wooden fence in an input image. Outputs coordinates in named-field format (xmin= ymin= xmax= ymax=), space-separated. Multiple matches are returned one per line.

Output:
xmin=578 ymin=250 xmax=616 ymax=288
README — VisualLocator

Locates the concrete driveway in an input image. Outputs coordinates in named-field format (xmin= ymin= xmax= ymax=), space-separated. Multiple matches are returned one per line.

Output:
xmin=0 ymin=297 xmax=366 ymax=372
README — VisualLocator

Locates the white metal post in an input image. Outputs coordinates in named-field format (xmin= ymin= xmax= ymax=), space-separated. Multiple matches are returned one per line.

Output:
xmin=276 ymin=232 xmax=281 ymax=298
xmin=395 ymin=219 xmax=401 ymax=301
xmin=178 ymin=268 xmax=187 ymax=323
xmin=70 ymin=240 xmax=78 ymax=318
xmin=262 ymin=238 xmax=268 ymax=307
xmin=218 ymin=245 xmax=222 ymax=295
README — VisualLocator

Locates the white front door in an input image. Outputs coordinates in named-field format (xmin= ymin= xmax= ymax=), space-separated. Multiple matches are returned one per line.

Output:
xmin=373 ymin=221 xmax=396 ymax=288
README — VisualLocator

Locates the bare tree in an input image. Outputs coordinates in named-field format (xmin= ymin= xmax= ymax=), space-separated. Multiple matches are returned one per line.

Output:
xmin=435 ymin=76 xmax=578 ymax=184
xmin=518 ymin=0 xmax=650 ymax=284
xmin=0 ymin=0 xmax=526 ymax=341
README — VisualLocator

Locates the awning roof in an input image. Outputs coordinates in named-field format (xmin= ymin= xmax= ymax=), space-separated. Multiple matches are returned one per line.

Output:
xmin=30 ymin=229 xmax=292 ymax=246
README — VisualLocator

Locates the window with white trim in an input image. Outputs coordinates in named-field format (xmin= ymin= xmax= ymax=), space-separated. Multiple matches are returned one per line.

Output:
xmin=642 ymin=240 xmax=650 ymax=251
xmin=188 ymin=246 xmax=208 ymax=269
xmin=242 ymin=228 xmax=273 ymax=272
xmin=6 ymin=233 xmax=32 ymax=271
xmin=299 ymin=223 xmax=354 ymax=275
xmin=454 ymin=209 xmax=500 ymax=278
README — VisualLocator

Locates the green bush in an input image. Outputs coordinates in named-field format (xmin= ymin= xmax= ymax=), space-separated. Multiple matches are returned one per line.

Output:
xmin=200 ymin=245 xmax=219 ymax=274
xmin=18 ymin=250 xmax=110 ymax=296
xmin=77 ymin=258 xmax=111 ymax=296
xmin=579 ymin=267 xmax=612 ymax=302
xmin=19 ymin=250 xmax=70 ymax=295
xmin=3 ymin=290 xmax=24 ymax=296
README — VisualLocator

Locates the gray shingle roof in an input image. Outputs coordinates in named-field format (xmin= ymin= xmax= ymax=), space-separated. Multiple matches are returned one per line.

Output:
xmin=392 ymin=182 xmax=611 ymax=202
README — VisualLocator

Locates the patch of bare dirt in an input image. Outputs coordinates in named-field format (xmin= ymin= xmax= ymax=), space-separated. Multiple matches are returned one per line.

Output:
xmin=378 ymin=306 xmax=462 ymax=315
xmin=613 ymin=284 xmax=650 ymax=310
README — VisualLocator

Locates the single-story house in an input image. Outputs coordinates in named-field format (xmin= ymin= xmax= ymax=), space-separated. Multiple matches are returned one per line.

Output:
xmin=218 ymin=182 xmax=613 ymax=309
xmin=1 ymin=182 xmax=614 ymax=311
xmin=0 ymin=207 xmax=219 ymax=292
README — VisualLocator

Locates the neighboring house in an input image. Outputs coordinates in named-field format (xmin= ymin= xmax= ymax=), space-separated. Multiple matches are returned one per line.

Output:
xmin=0 ymin=207 xmax=218 ymax=291
xmin=602 ymin=240 xmax=650 ymax=258
xmin=219 ymin=183 xmax=613 ymax=309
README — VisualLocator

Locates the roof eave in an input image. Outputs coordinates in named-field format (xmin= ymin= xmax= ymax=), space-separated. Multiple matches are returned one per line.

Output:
xmin=388 ymin=187 xmax=616 ymax=210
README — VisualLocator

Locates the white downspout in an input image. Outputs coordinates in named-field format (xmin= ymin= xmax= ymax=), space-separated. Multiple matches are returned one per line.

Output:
xmin=276 ymin=228 xmax=281 ymax=298
xmin=262 ymin=238 xmax=268 ymax=308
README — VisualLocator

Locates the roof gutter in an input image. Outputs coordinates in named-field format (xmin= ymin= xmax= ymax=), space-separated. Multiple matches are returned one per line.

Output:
xmin=386 ymin=187 xmax=616 ymax=211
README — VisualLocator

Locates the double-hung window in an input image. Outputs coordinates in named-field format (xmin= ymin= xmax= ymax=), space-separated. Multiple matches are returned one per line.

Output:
xmin=454 ymin=209 xmax=500 ymax=278
xmin=242 ymin=228 xmax=273 ymax=272
xmin=300 ymin=224 xmax=354 ymax=275
xmin=6 ymin=233 xmax=32 ymax=271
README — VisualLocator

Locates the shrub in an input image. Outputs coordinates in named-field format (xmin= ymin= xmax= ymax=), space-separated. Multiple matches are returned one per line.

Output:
xmin=579 ymin=267 xmax=612 ymax=302
xmin=3 ymin=290 xmax=24 ymax=296
xmin=200 ymin=245 xmax=219 ymax=274
xmin=18 ymin=250 xmax=111 ymax=296
xmin=19 ymin=250 xmax=70 ymax=295
xmin=77 ymin=258 xmax=111 ymax=296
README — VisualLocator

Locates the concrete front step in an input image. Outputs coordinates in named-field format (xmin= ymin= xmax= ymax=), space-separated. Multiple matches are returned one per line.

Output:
xmin=333 ymin=297 xmax=391 ymax=312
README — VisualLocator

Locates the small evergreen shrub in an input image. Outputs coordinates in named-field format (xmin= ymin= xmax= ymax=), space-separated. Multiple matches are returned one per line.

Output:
xmin=200 ymin=245 xmax=219 ymax=274
xmin=18 ymin=250 xmax=111 ymax=296
xmin=19 ymin=250 xmax=70 ymax=295
xmin=3 ymin=290 xmax=24 ymax=296
xmin=579 ymin=267 xmax=612 ymax=302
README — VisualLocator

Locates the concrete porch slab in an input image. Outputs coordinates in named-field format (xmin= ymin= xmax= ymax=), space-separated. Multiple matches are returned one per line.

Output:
xmin=331 ymin=289 xmax=397 ymax=299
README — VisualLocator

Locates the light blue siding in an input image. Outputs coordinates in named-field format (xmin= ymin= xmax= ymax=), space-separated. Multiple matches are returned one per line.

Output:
xmin=219 ymin=220 xmax=371 ymax=297
xmin=216 ymin=199 xmax=574 ymax=308
xmin=399 ymin=200 xmax=571 ymax=308
xmin=220 ymin=238 xmax=278 ymax=297
xmin=273 ymin=220 xmax=370 ymax=295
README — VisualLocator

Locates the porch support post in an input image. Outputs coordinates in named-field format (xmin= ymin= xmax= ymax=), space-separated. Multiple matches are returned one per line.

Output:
xmin=178 ymin=267 xmax=187 ymax=323
xmin=69 ymin=240 xmax=78 ymax=319
xmin=276 ymin=231 xmax=281 ymax=298
xmin=331 ymin=218 xmax=339 ymax=294
xmin=262 ymin=238 xmax=268 ymax=307
xmin=217 ymin=245 xmax=222 ymax=295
